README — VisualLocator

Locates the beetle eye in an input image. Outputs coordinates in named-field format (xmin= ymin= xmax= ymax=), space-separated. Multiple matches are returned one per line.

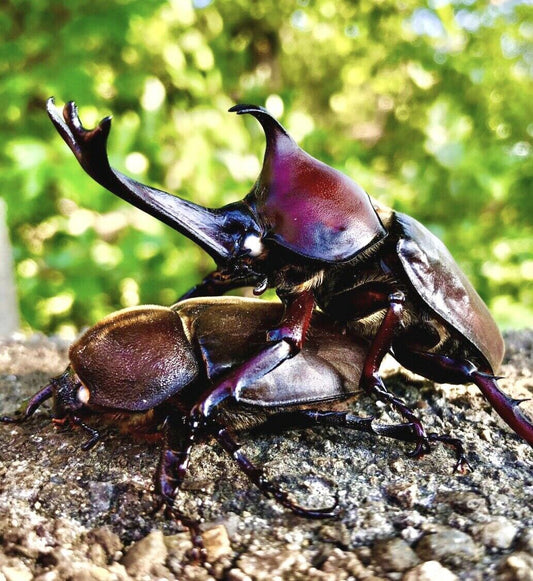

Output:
xmin=77 ymin=385 xmax=90 ymax=404
xmin=242 ymin=233 xmax=264 ymax=257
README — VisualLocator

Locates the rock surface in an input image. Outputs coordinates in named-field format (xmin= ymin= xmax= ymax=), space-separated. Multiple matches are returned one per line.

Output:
xmin=0 ymin=330 xmax=532 ymax=580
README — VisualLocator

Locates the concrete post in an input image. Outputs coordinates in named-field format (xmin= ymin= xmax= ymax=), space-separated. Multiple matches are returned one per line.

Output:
xmin=0 ymin=199 xmax=20 ymax=336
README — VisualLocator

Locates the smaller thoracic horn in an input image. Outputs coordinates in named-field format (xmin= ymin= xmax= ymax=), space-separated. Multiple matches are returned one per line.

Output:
xmin=231 ymin=104 xmax=386 ymax=262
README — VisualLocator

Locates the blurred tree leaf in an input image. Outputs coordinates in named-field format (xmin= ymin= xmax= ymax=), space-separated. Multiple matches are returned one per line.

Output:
xmin=1 ymin=0 xmax=531 ymax=336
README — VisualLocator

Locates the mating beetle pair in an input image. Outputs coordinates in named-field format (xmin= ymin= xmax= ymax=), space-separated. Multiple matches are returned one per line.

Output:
xmin=44 ymin=98 xmax=533 ymax=455
xmin=2 ymin=99 xmax=532 ymax=526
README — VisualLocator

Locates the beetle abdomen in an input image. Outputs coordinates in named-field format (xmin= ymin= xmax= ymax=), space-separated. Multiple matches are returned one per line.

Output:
xmin=69 ymin=306 xmax=200 ymax=411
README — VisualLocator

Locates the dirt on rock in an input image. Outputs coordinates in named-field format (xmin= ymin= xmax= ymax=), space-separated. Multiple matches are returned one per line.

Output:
xmin=0 ymin=330 xmax=532 ymax=580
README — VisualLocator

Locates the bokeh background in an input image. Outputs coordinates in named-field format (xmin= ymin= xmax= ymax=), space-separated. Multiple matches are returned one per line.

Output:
xmin=1 ymin=0 xmax=532 ymax=338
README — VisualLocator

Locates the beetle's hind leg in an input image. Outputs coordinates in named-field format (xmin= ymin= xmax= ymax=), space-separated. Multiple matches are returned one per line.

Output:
xmin=393 ymin=350 xmax=533 ymax=447
xmin=360 ymin=292 xmax=432 ymax=457
xmin=260 ymin=410 xmax=468 ymax=472
xmin=215 ymin=426 xmax=337 ymax=518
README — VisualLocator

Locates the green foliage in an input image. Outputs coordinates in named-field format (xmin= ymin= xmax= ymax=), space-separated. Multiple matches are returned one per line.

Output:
xmin=1 ymin=0 xmax=532 ymax=336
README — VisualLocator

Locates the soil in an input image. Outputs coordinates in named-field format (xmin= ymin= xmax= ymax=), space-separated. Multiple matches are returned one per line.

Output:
xmin=0 ymin=330 xmax=532 ymax=580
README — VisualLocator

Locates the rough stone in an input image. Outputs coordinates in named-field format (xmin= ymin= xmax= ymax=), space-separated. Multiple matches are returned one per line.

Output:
xmin=472 ymin=517 xmax=519 ymax=550
xmin=372 ymin=537 xmax=419 ymax=572
xmin=385 ymin=481 xmax=418 ymax=509
xmin=497 ymin=551 xmax=533 ymax=581
xmin=403 ymin=560 xmax=459 ymax=581
xmin=438 ymin=491 xmax=489 ymax=515
xmin=517 ymin=528 xmax=533 ymax=554
xmin=201 ymin=525 xmax=232 ymax=562
xmin=1 ymin=564 xmax=33 ymax=581
xmin=121 ymin=530 xmax=168 ymax=576
xmin=415 ymin=527 xmax=481 ymax=566
xmin=236 ymin=547 xmax=310 ymax=580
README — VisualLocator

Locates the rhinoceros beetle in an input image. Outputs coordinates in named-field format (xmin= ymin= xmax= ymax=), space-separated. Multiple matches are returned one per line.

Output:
xmin=3 ymin=297 xmax=461 ymax=523
xmin=46 ymin=99 xmax=533 ymax=453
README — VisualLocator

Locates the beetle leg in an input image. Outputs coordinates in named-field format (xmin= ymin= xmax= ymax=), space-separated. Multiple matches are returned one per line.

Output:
xmin=466 ymin=370 xmax=532 ymax=446
xmin=427 ymin=433 xmax=470 ymax=473
xmin=260 ymin=410 xmax=467 ymax=469
xmin=361 ymin=292 xmax=430 ymax=457
xmin=215 ymin=426 xmax=337 ymax=518
xmin=192 ymin=291 xmax=315 ymax=419
xmin=154 ymin=416 xmax=207 ymax=560
xmin=178 ymin=269 xmax=260 ymax=300
xmin=261 ymin=410 xmax=418 ymax=441
xmin=156 ymin=416 xmax=201 ymax=510
xmin=393 ymin=350 xmax=533 ymax=446
xmin=69 ymin=415 xmax=101 ymax=450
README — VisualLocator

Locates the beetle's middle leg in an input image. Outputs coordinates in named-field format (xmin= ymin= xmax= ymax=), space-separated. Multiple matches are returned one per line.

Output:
xmin=359 ymin=291 xmax=431 ymax=456
xmin=215 ymin=426 xmax=337 ymax=518
xmin=259 ymin=410 xmax=468 ymax=470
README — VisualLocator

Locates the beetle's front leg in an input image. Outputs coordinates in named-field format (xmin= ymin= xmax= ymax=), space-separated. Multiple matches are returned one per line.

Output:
xmin=178 ymin=269 xmax=260 ymax=300
xmin=361 ymin=291 xmax=431 ymax=457
xmin=0 ymin=382 xmax=54 ymax=423
xmin=192 ymin=290 xmax=315 ymax=419
xmin=155 ymin=415 xmax=206 ymax=558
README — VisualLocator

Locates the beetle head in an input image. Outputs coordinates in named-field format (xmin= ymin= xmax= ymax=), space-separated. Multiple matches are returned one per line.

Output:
xmin=49 ymin=369 xmax=88 ymax=419
xmin=150 ymin=194 xmax=265 ymax=270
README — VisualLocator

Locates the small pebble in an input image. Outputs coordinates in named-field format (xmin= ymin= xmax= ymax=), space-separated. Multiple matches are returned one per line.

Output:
xmin=121 ymin=530 xmax=168 ymax=576
xmin=517 ymin=528 xmax=533 ymax=554
xmin=202 ymin=525 xmax=232 ymax=562
xmin=1 ymin=564 xmax=33 ymax=581
xmin=403 ymin=560 xmax=458 ymax=581
xmin=386 ymin=482 xmax=418 ymax=509
xmin=497 ymin=551 xmax=533 ymax=581
xmin=371 ymin=537 xmax=419 ymax=572
xmin=416 ymin=527 xmax=481 ymax=566
xmin=472 ymin=518 xmax=518 ymax=550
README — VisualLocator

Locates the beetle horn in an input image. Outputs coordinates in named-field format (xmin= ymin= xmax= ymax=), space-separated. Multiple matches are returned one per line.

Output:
xmin=231 ymin=104 xmax=386 ymax=263
xmin=0 ymin=381 xmax=54 ymax=423
xmin=46 ymin=98 xmax=250 ymax=264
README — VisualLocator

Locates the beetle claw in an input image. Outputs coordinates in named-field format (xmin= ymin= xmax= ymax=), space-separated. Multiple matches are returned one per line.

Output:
xmin=0 ymin=413 xmax=24 ymax=423
xmin=427 ymin=432 xmax=470 ymax=473
xmin=406 ymin=438 xmax=431 ymax=458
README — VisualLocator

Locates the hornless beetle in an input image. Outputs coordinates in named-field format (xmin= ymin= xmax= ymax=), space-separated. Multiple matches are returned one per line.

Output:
xmin=2 ymin=297 xmax=456 ymax=522
xmin=46 ymin=99 xmax=533 ymax=453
